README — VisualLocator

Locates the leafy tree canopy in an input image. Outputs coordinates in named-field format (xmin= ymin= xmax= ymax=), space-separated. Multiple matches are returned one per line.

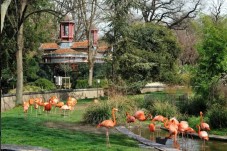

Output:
xmin=115 ymin=23 xmax=181 ymax=85
xmin=192 ymin=15 xmax=227 ymax=101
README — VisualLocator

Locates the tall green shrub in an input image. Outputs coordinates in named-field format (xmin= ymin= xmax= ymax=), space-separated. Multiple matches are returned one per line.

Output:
xmin=207 ymin=104 xmax=227 ymax=129
xmin=33 ymin=78 xmax=56 ymax=90
xmin=192 ymin=16 xmax=227 ymax=109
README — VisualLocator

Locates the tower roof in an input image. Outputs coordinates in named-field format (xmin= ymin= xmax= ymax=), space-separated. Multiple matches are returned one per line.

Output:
xmin=60 ymin=15 xmax=74 ymax=23
xmin=91 ymin=24 xmax=98 ymax=30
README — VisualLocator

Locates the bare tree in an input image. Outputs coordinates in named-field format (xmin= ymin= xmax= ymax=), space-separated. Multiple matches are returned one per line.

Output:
xmin=78 ymin=0 xmax=98 ymax=86
xmin=175 ymin=28 xmax=198 ymax=65
xmin=210 ymin=0 xmax=226 ymax=22
xmin=137 ymin=0 xmax=202 ymax=29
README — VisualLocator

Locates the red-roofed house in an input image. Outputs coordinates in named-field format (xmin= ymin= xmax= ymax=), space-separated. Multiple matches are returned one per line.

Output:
xmin=39 ymin=17 xmax=111 ymax=71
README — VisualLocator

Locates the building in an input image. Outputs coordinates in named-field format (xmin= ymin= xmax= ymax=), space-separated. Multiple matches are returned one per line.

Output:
xmin=39 ymin=16 xmax=110 ymax=88
xmin=39 ymin=16 xmax=110 ymax=71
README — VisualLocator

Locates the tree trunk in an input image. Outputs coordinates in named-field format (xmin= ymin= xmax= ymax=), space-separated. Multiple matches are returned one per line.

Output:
xmin=1 ymin=0 xmax=12 ymax=33
xmin=88 ymin=34 xmax=95 ymax=86
xmin=88 ymin=63 xmax=94 ymax=86
xmin=16 ymin=0 xmax=27 ymax=104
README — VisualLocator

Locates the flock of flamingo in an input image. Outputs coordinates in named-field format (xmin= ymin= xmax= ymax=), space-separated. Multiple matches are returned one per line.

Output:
xmin=23 ymin=96 xmax=77 ymax=117
xmin=23 ymin=97 xmax=210 ymax=149
xmin=97 ymin=108 xmax=210 ymax=149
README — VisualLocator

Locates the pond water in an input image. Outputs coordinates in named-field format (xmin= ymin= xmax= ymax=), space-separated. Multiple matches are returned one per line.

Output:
xmin=129 ymin=125 xmax=227 ymax=151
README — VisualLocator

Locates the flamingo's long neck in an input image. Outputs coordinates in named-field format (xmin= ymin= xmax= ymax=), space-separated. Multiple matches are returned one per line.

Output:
xmin=126 ymin=112 xmax=129 ymax=117
xmin=112 ymin=110 xmax=116 ymax=125
xmin=197 ymin=125 xmax=201 ymax=134
xmin=200 ymin=112 xmax=203 ymax=123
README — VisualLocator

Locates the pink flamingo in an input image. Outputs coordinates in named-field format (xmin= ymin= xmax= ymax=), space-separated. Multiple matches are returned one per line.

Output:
xmin=197 ymin=125 xmax=209 ymax=149
xmin=126 ymin=112 xmax=136 ymax=129
xmin=134 ymin=110 xmax=152 ymax=135
xmin=152 ymin=115 xmax=166 ymax=123
xmin=97 ymin=108 xmax=118 ymax=147
xmin=200 ymin=111 xmax=210 ymax=131
xmin=23 ymin=101 xmax=30 ymax=119
xmin=134 ymin=110 xmax=152 ymax=126
xmin=60 ymin=105 xmax=71 ymax=117
xmin=152 ymin=115 xmax=167 ymax=136
xmin=164 ymin=119 xmax=178 ymax=142
xmin=178 ymin=121 xmax=189 ymax=138
xmin=148 ymin=122 xmax=156 ymax=140
xmin=185 ymin=126 xmax=196 ymax=139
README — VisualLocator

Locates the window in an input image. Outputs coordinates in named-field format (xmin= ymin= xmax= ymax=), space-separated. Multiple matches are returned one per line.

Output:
xmin=64 ymin=25 xmax=69 ymax=36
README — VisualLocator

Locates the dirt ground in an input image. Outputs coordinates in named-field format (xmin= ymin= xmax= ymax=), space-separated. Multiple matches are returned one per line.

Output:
xmin=44 ymin=121 xmax=119 ymax=134
xmin=43 ymin=101 xmax=118 ymax=134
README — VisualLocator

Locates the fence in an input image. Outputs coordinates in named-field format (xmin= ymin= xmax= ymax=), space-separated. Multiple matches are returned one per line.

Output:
xmin=1 ymin=88 xmax=104 ymax=112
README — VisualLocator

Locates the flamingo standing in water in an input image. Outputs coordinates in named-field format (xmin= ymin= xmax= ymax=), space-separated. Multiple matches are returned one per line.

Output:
xmin=97 ymin=108 xmax=118 ymax=147
xmin=126 ymin=112 xmax=136 ymax=129
xmin=134 ymin=110 xmax=152 ymax=127
xmin=177 ymin=121 xmax=189 ymax=139
xmin=164 ymin=118 xmax=178 ymax=143
xmin=152 ymin=115 xmax=167 ymax=136
xmin=134 ymin=110 xmax=152 ymax=135
xmin=148 ymin=121 xmax=156 ymax=140
xmin=185 ymin=126 xmax=196 ymax=149
xmin=200 ymin=111 xmax=210 ymax=131
xmin=197 ymin=125 xmax=209 ymax=149
xmin=185 ymin=127 xmax=196 ymax=139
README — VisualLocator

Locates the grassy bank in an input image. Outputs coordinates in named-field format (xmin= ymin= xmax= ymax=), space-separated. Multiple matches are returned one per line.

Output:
xmin=1 ymin=99 xmax=151 ymax=151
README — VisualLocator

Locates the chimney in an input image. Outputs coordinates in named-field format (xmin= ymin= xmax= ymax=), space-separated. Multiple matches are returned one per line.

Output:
xmin=91 ymin=25 xmax=98 ymax=47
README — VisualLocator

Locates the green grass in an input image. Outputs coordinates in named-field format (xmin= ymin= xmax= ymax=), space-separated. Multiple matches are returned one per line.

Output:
xmin=1 ymin=99 xmax=152 ymax=151
xmin=210 ymin=129 xmax=227 ymax=136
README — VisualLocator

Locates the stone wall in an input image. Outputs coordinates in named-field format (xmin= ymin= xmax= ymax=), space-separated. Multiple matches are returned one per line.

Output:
xmin=1 ymin=88 xmax=104 ymax=112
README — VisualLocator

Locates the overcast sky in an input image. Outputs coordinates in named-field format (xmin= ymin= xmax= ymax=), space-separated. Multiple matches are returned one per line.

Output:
xmin=203 ymin=0 xmax=227 ymax=15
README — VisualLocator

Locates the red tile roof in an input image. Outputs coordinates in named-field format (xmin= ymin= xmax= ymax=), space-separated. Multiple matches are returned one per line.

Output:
xmin=39 ymin=43 xmax=59 ymax=50
xmin=40 ymin=41 xmax=110 ymax=53
xmin=71 ymin=40 xmax=88 ymax=48
xmin=53 ymin=48 xmax=80 ymax=54
xmin=98 ymin=45 xmax=110 ymax=52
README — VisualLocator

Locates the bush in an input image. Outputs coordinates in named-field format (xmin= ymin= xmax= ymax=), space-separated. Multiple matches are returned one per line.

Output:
xmin=83 ymin=104 xmax=110 ymax=125
xmin=76 ymin=79 xmax=89 ymax=89
xmin=187 ymin=116 xmax=200 ymax=130
xmin=152 ymin=100 xmax=180 ymax=118
xmin=177 ymin=95 xmax=208 ymax=116
xmin=207 ymin=104 xmax=227 ymax=129
xmin=83 ymin=95 xmax=139 ymax=125
xmin=141 ymin=94 xmax=180 ymax=118
xmin=8 ymin=85 xmax=42 ymax=94
xmin=33 ymin=78 xmax=56 ymax=90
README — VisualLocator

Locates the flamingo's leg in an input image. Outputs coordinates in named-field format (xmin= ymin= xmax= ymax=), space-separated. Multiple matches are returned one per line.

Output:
xmin=106 ymin=128 xmax=110 ymax=147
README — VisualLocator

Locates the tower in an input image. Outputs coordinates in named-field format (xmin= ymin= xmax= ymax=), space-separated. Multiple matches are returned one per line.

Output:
xmin=59 ymin=16 xmax=74 ymax=42
xmin=91 ymin=25 xmax=98 ymax=47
